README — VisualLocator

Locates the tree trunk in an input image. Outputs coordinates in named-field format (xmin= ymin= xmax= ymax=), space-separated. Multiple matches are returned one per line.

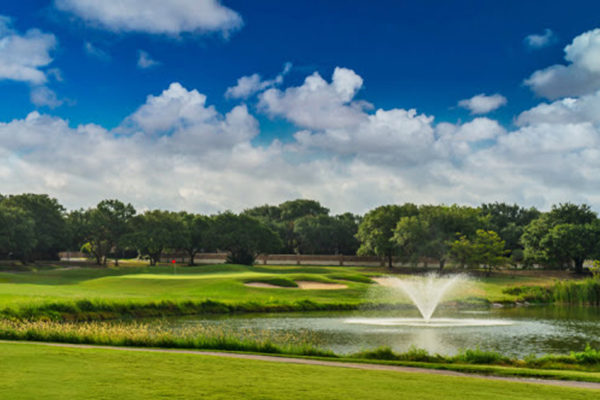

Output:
xmin=438 ymin=258 xmax=445 ymax=271
xmin=574 ymin=258 xmax=584 ymax=274
xmin=388 ymin=253 xmax=393 ymax=269
xmin=188 ymin=250 xmax=196 ymax=266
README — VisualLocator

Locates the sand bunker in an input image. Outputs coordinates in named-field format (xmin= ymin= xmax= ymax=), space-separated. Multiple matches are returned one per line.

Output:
xmin=371 ymin=277 xmax=394 ymax=286
xmin=244 ymin=282 xmax=291 ymax=289
xmin=244 ymin=281 xmax=347 ymax=290
xmin=296 ymin=281 xmax=347 ymax=290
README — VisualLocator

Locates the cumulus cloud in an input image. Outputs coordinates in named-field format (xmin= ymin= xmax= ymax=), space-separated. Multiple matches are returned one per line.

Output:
xmin=55 ymin=0 xmax=243 ymax=36
xmin=3 ymin=49 xmax=600 ymax=214
xmin=0 ymin=16 xmax=56 ymax=84
xmin=458 ymin=93 xmax=507 ymax=114
xmin=525 ymin=28 xmax=600 ymax=99
xmin=137 ymin=50 xmax=159 ymax=69
xmin=225 ymin=62 xmax=291 ymax=99
xmin=30 ymin=86 xmax=63 ymax=108
xmin=525 ymin=29 xmax=556 ymax=49
xmin=259 ymin=67 xmax=369 ymax=130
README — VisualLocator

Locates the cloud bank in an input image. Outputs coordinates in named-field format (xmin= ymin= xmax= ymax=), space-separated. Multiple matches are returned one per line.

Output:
xmin=1 ymin=27 xmax=600 ymax=214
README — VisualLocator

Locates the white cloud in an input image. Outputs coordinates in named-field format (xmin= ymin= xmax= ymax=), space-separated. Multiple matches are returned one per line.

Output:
xmin=0 ymin=16 xmax=56 ymax=84
xmin=525 ymin=29 xmax=556 ymax=49
xmin=55 ymin=0 xmax=243 ymax=36
xmin=525 ymin=28 xmax=600 ymax=99
xmin=137 ymin=50 xmax=159 ymax=69
xmin=259 ymin=67 xmax=369 ymax=130
xmin=84 ymin=42 xmax=110 ymax=61
xmin=225 ymin=62 xmax=292 ymax=99
xmin=30 ymin=86 xmax=63 ymax=108
xmin=458 ymin=93 xmax=507 ymax=114
xmin=4 ymin=52 xmax=600 ymax=214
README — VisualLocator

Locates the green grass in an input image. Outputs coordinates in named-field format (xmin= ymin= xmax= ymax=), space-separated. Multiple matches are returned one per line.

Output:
xmin=0 ymin=263 xmax=578 ymax=320
xmin=0 ymin=342 xmax=597 ymax=399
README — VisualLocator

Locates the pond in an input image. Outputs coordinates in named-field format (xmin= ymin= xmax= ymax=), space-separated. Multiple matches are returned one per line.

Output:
xmin=159 ymin=305 xmax=600 ymax=358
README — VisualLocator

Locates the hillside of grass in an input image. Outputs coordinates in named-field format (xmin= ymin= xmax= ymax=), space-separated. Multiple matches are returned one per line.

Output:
xmin=1 ymin=342 xmax=597 ymax=399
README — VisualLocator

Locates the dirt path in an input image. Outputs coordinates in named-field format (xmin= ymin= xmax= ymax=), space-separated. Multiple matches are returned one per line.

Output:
xmin=2 ymin=340 xmax=599 ymax=390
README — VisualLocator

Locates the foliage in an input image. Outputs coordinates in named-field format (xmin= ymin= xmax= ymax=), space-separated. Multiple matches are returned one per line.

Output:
xmin=394 ymin=205 xmax=482 ymax=269
xmin=357 ymin=204 xmax=418 ymax=268
xmin=590 ymin=260 xmax=600 ymax=279
xmin=522 ymin=203 xmax=600 ymax=273
xmin=480 ymin=202 xmax=540 ymax=255
xmin=294 ymin=213 xmax=360 ymax=255
xmin=211 ymin=212 xmax=283 ymax=265
xmin=0 ymin=205 xmax=37 ymax=262
xmin=129 ymin=210 xmax=184 ymax=265
xmin=1 ymin=194 xmax=67 ymax=260
xmin=178 ymin=212 xmax=212 ymax=265
xmin=84 ymin=200 xmax=136 ymax=265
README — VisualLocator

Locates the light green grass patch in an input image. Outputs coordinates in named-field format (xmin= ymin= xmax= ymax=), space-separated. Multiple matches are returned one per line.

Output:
xmin=0 ymin=342 xmax=597 ymax=400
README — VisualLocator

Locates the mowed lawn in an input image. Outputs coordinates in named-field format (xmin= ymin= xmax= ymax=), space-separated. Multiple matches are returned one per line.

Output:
xmin=0 ymin=264 xmax=375 ymax=310
xmin=0 ymin=264 xmax=563 ymax=311
xmin=0 ymin=342 xmax=597 ymax=400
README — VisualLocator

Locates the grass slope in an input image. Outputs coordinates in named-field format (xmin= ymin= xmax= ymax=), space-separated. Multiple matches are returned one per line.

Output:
xmin=0 ymin=342 xmax=597 ymax=400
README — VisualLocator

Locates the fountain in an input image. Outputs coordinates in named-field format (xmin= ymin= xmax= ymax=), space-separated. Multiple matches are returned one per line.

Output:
xmin=346 ymin=273 xmax=512 ymax=327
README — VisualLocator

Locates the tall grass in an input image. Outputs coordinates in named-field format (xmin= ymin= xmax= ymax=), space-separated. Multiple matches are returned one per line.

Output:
xmin=0 ymin=319 xmax=334 ymax=357
xmin=553 ymin=279 xmax=600 ymax=305
xmin=502 ymin=279 xmax=600 ymax=305
xmin=1 ymin=299 xmax=361 ymax=321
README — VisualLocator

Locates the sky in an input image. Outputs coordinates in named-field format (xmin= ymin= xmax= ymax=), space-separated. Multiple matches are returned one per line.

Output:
xmin=1 ymin=0 xmax=600 ymax=214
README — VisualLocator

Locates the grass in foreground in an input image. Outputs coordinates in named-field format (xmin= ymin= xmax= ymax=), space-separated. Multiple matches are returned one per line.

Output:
xmin=0 ymin=342 xmax=597 ymax=400
xmin=2 ymin=319 xmax=600 ymax=380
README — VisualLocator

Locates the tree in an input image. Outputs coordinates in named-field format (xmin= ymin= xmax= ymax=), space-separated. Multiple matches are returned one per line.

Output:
xmin=1 ymin=194 xmax=67 ymax=260
xmin=293 ymin=213 xmax=360 ymax=255
xmin=242 ymin=199 xmax=329 ymax=253
xmin=450 ymin=230 xmax=508 ymax=275
xmin=357 ymin=204 xmax=418 ymax=268
xmin=0 ymin=205 xmax=37 ymax=262
xmin=480 ymin=202 xmax=540 ymax=255
xmin=394 ymin=205 xmax=482 ymax=270
xmin=178 ymin=212 xmax=211 ymax=265
xmin=85 ymin=200 xmax=136 ymax=265
xmin=65 ymin=209 xmax=90 ymax=252
xmin=211 ymin=212 xmax=282 ymax=265
xmin=521 ymin=203 xmax=600 ymax=273
xmin=470 ymin=230 xmax=509 ymax=276
xmin=130 ymin=210 xmax=184 ymax=266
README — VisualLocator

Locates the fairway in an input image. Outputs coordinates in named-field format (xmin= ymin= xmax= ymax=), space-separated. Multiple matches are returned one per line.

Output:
xmin=0 ymin=342 xmax=597 ymax=400
xmin=0 ymin=264 xmax=560 ymax=314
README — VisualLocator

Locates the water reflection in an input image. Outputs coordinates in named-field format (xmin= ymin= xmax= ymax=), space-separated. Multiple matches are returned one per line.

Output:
xmin=160 ymin=305 xmax=600 ymax=357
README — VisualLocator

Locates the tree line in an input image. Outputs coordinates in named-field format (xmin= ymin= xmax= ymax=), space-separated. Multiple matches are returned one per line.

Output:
xmin=1 ymin=193 xmax=599 ymax=273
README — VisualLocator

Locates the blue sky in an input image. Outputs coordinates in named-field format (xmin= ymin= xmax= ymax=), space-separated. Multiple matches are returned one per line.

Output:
xmin=2 ymin=0 xmax=600 ymax=213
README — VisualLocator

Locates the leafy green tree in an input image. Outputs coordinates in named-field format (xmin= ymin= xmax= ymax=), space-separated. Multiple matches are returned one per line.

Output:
xmin=211 ymin=212 xmax=282 ymax=265
xmin=65 ymin=209 xmax=90 ymax=252
xmin=294 ymin=213 xmax=360 ymax=255
xmin=394 ymin=205 xmax=482 ymax=270
xmin=357 ymin=204 xmax=418 ymax=268
xmin=471 ymin=230 xmax=509 ymax=276
xmin=1 ymin=194 xmax=67 ymax=260
xmin=0 ymin=205 xmax=37 ymax=262
xmin=522 ymin=203 xmax=600 ymax=273
xmin=85 ymin=200 xmax=136 ymax=265
xmin=450 ymin=230 xmax=508 ymax=275
xmin=480 ymin=202 xmax=540 ymax=255
xmin=130 ymin=210 xmax=184 ymax=266
xmin=178 ymin=212 xmax=212 ymax=265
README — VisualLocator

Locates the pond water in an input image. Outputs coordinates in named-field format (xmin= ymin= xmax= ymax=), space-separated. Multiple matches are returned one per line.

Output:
xmin=160 ymin=306 xmax=600 ymax=357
